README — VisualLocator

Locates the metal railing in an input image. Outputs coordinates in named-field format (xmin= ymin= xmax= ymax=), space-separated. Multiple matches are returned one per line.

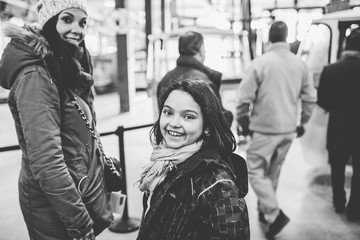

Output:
xmin=0 ymin=123 xmax=154 ymax=233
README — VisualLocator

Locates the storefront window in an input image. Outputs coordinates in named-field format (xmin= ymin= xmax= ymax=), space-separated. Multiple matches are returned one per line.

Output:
xmin=298 ymin=23 xmax=331 ymax=87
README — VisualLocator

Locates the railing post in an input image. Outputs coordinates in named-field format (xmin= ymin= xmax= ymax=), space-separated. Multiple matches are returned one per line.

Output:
xmin=109 ymin=126 xmax=140 ymax=233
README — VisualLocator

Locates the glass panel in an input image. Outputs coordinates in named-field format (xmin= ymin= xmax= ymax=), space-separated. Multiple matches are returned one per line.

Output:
xmin=298 ymin=24 xmax=331 ymax=87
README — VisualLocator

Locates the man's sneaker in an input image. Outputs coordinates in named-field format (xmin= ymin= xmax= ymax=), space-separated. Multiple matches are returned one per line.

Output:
xmin=265 ymin=210 xmax=290 ymax=238
xmin=259 ymin=212 xmax=267 ymax=224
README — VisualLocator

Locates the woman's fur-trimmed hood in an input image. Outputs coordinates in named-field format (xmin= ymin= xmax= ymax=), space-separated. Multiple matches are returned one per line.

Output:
xmin=3 ymin=22 xmax=52 ymax=58
xmin=0 ymin=23 xmax=52 ymax=89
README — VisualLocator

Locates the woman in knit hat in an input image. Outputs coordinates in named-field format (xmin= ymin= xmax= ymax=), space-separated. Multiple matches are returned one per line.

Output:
xmin=0 ymin=1 xmax=114 ymax=239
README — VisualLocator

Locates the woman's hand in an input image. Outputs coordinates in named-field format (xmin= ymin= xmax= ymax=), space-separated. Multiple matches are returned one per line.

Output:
xmin=73 ymin=228 xmax=95 ymax=240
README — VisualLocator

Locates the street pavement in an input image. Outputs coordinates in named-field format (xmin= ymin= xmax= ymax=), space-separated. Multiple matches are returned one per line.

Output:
xmin=1 ymin=90 xmax=359 ymax=240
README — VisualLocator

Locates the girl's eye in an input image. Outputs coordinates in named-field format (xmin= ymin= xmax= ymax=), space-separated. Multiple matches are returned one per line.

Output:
xmin=183 ymin=114 xmax=195 ymax=120
xmin=61 ymin=16 xmax=72 ymax=24
xmin=162 ymin=109 xmax=172 ymax=116
xmin=80 ymin=20 xmax=87 ymax=28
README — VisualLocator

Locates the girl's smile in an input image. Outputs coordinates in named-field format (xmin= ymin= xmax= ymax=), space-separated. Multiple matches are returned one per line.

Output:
xmin=160 ymin=90 xmax=204 ymax=149
xmin=56 ymin=8 xmax=88 ymax=46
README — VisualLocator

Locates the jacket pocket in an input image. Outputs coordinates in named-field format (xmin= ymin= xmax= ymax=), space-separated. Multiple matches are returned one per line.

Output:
xmin=65 ymin=156 xmax=88 ymax=181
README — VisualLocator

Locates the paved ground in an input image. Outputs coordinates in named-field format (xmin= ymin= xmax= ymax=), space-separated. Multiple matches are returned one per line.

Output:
xmin=1 ymin=90 xmax=359 ymax=240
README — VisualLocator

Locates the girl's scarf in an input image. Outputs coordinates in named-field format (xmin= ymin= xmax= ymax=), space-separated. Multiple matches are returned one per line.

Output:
xmin=138 ymin=141 xmax=203 ymax=193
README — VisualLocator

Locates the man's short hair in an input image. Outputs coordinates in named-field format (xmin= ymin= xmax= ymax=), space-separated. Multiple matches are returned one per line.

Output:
xmin=178 ymin=31 xmax=204 ymax=55
xmin=345 ymin=27 xmax=360 ymax=52
xmin=269 ymin=21 xmax=288 ymax=43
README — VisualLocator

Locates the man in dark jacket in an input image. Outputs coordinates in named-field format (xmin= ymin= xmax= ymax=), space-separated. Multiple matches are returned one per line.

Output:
xmin=317 ymin=27 xmax=360 ymax=222
xmin=157 ymin=31 xmax=233 ymax=125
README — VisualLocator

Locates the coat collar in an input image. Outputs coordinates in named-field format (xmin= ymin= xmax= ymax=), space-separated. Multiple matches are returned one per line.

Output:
xmin=175 ymin=146 xmax=236 ymax=182
xmin=340 ymin=50 xmax=360 ymax=60
xmin=180 ymin=146 xmax=221 ymax=175
xmin=176 ymin=55 xmax=222 ymax=83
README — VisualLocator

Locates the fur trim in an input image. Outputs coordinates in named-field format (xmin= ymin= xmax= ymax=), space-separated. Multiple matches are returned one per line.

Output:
xmin=3 ymin=23 xmax=52 ymax=58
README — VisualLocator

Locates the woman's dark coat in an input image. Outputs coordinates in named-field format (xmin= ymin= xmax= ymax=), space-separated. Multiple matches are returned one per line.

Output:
xmin=0 ymin=24 xmax=112 ymax=239
xmin=136 ymin=147 xmax=250 ymax=240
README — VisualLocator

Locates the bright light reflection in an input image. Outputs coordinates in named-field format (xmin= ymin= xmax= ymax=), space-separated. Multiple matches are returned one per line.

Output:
xmin=104 ymin=0 xmax=115 ymax=8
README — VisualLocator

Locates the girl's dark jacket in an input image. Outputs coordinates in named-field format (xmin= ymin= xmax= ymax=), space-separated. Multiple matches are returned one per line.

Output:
xmin=136 ymin=146 xmax=250 ymax=240
xmin=0 ymin=24 xmax=112 ymax=239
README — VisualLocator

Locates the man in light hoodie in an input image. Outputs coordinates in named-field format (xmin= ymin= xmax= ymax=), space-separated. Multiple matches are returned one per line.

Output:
xmin=236 ymin=21 xmax=317 ymax=238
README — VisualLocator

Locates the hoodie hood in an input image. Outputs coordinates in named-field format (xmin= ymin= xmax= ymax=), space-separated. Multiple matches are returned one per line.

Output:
xmin=0 ymin=23 xmax=52 ymax=89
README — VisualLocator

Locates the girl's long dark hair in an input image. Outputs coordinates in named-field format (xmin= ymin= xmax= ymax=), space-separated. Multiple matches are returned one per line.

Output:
xmin=151 ymin=73 xmax=236 ymax=154
xmin=41 ymin=15 xmax=92 ymax=93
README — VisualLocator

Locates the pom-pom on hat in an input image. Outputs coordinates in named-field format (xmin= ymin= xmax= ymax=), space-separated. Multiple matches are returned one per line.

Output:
xmin=179 ymin=31 xmax=204 ymax=56
xmin=36 ymin=0 xmax=88 ymax=28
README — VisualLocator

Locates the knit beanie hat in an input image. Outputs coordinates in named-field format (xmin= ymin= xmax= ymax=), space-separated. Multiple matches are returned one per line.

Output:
xmin=179 ymin=31 xmax=204 ymax=56
xmin=36 ymin=0 xmax=88 ymax=28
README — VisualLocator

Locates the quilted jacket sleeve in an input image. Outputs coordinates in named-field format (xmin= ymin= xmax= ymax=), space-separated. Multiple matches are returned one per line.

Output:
xmin=197 ymin=168 xmax=250 ymax=240
xmin=14 ymin=65 xmax=93 ymax=238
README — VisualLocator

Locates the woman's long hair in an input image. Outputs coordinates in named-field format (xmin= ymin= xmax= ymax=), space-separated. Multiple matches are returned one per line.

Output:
xmin=151 ymin=73 xmax=236 ymax=154
xmin=41 ymin=15 xmax=93 ymax=93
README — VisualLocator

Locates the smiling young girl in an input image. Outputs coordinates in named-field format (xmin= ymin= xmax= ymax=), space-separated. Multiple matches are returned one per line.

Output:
xmin=0 ymin=1 xmax=112 ymax=239
xmin=137 ymin=74 xmax=250 ymax=240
